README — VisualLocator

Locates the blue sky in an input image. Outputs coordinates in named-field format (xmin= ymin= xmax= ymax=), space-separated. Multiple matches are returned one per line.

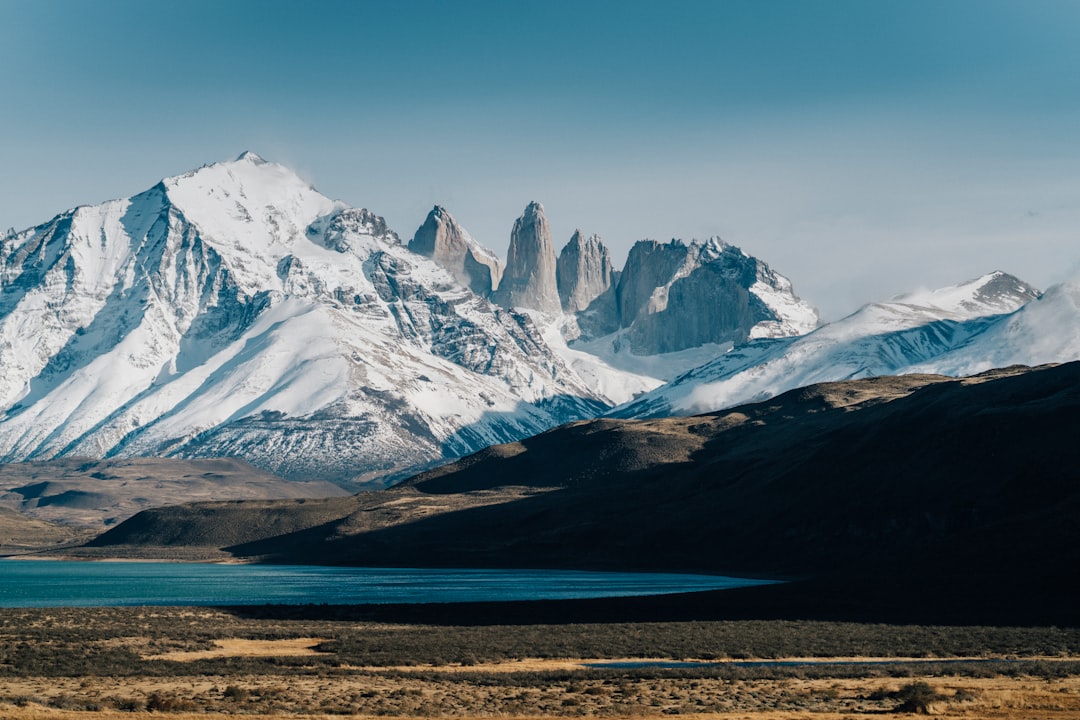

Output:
xmin=2 ymin=0 xmax=1078 ymax=319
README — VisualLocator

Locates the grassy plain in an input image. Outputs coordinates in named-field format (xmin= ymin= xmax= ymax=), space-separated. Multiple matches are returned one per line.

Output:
xmin=1 ymin=606 xmax=1078 ymax=718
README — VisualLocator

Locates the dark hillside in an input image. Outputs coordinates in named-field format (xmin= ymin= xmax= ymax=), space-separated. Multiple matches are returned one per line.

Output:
xmin=86 ymin=363 xmax=1080 ymax=624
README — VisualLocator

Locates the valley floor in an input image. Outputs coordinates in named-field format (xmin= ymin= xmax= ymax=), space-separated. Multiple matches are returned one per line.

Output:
xmin=1 ymin=607 xmax=1078 ymax=718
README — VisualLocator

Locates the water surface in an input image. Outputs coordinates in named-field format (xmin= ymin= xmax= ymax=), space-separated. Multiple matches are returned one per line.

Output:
xmin=0 ymin=560 xmax=776 ymax=607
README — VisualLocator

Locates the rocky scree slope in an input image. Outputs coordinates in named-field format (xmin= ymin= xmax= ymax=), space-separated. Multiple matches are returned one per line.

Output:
xmin=0 ymin=153 xmax=606 ymax=487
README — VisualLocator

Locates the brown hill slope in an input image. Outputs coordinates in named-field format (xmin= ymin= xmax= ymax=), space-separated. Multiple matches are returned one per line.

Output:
xmin=0 ymin=457 xmax=347 ymax=528
xmin=0 ymin=506 xmax=85 ymax=553
xmin=87 ymin=363 xmax=1080 ymax=624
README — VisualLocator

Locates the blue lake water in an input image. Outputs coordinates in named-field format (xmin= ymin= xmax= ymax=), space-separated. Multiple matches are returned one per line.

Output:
xmin=0 ymin=560 xmax=776 ymax=608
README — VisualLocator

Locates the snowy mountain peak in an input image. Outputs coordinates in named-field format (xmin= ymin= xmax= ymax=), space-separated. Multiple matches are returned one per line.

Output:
xmin=903 ymin=278 xmax=1079 ymax=377
xmin=156 ymin=154 xmax=353 ymax=295
xmin=695 ymin=235 xmax=730 ymax=258
xmin=0 ymin=155 xmax=606 ymax=487
xmin=609 ymin=236 xmax=817 ymax=353
xmin=235 ymin=150 xmax=267 ymax=163
xmin=891 ymin=271 xmax=1040 ymax=315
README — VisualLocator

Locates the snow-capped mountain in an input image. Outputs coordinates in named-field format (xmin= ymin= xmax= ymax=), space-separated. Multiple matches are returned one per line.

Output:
xmin=614 ymin=271 xmax=1042 ymax=418
xmin=906 ymin=278 xmax=1080 ymax=376
xmin=0 ymin=153 xmax=605 ymax=487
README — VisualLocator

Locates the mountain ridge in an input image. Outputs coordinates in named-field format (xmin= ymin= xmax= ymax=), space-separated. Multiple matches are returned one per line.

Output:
xmin=0 ymin=153 xmax=824 ymax=483
xmin=3 ymin=151 xmax=1059 ymax=499
xmin=614 ymin=270 xmax=1042 ymax=418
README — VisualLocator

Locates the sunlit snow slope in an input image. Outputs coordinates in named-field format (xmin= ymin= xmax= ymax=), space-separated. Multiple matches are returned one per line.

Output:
xmin=614 ymin=271 xmax=1043 ymax=418
xmin=0 ymin=153 xmax=606 ymax=486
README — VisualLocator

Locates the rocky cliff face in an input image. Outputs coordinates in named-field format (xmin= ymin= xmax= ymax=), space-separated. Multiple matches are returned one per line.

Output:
xmin=492 ymin=202 xmax=561 ymax=313
xmin=556 ymin=231 xmax=615 ymax=313
xmin=600 ymin=238 xmax=817 ymax=354
xmin=408 ymin=205 xmax=503 ymax=296
xmin=616 ymin=240 xmax=692 ymax=330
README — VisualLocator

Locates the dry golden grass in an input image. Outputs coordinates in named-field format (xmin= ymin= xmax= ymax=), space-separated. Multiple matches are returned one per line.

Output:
xmin=0 ymin=671 xmax=1077 ymax=718
xmin=143 ymin=637 xmax=327 ymax=661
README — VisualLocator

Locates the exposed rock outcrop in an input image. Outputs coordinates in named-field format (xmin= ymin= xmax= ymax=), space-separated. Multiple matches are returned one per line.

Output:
xmin=616 ymin=240 xmax=692 ymax=329
xmin=408 ymin=205 xmax=503 ymax=296
xmin=613 ymin=238 xmax=817 ymax=354
xmin=492 ymin=202 xmax=561 ymax=313
xmin=556 ymin=231 xmax=615 ymax=313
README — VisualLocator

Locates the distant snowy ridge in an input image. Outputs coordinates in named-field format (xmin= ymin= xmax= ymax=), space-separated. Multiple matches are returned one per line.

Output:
xmin=0 ymin=153 xmax=605 ymax=486
xmin=613 ymin=271 xmax=1043 ymax=418
xmin=906 ymin=278 xmax=1080 ymax=376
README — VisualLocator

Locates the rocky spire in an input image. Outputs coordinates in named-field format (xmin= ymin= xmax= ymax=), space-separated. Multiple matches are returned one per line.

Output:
xmin=409 ymin=205 xmax=503 ymax=296
xmin=616 ymin=239 xmax=692 ymax=329
xmin=556 ymin=230 xmax=615 ymax=313
xmin=493 ymin=201 xmax=561 ymax=312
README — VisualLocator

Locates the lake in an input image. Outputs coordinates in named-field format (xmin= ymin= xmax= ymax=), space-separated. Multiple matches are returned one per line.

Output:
xmin=0 ymin=560 xmax=775 ymax=607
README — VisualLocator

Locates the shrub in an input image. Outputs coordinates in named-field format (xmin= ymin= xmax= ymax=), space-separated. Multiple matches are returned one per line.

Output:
xmin=146 ymin=692 xmax=197 ymax=712
xmin=893 ymin=681 xmax=944 ymax=714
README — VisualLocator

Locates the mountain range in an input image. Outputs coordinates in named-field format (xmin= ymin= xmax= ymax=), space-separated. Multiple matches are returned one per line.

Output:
xmin=0 ymin=153 xmax=816 ymax=487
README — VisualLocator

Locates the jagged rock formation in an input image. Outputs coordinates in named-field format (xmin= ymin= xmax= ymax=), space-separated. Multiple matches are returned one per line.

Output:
xmin=408 ymin=205 xmax=503 ymax=296
xmin=492 ymin=202 xmax=561 ymax=313
xmin=616 ymin=240 xmax=691 ymax=329
xmin=606 ymin=238 xmax=818 ymax=354
xmin=556 ymin=231 xmax=615 ymax=313
xmin=0 ymin=154 xmax=606 ymax=487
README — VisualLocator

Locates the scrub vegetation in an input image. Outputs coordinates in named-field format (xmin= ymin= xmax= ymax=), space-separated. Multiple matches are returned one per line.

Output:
xmin=0 ymin=606 xmax=1078 ymax=717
